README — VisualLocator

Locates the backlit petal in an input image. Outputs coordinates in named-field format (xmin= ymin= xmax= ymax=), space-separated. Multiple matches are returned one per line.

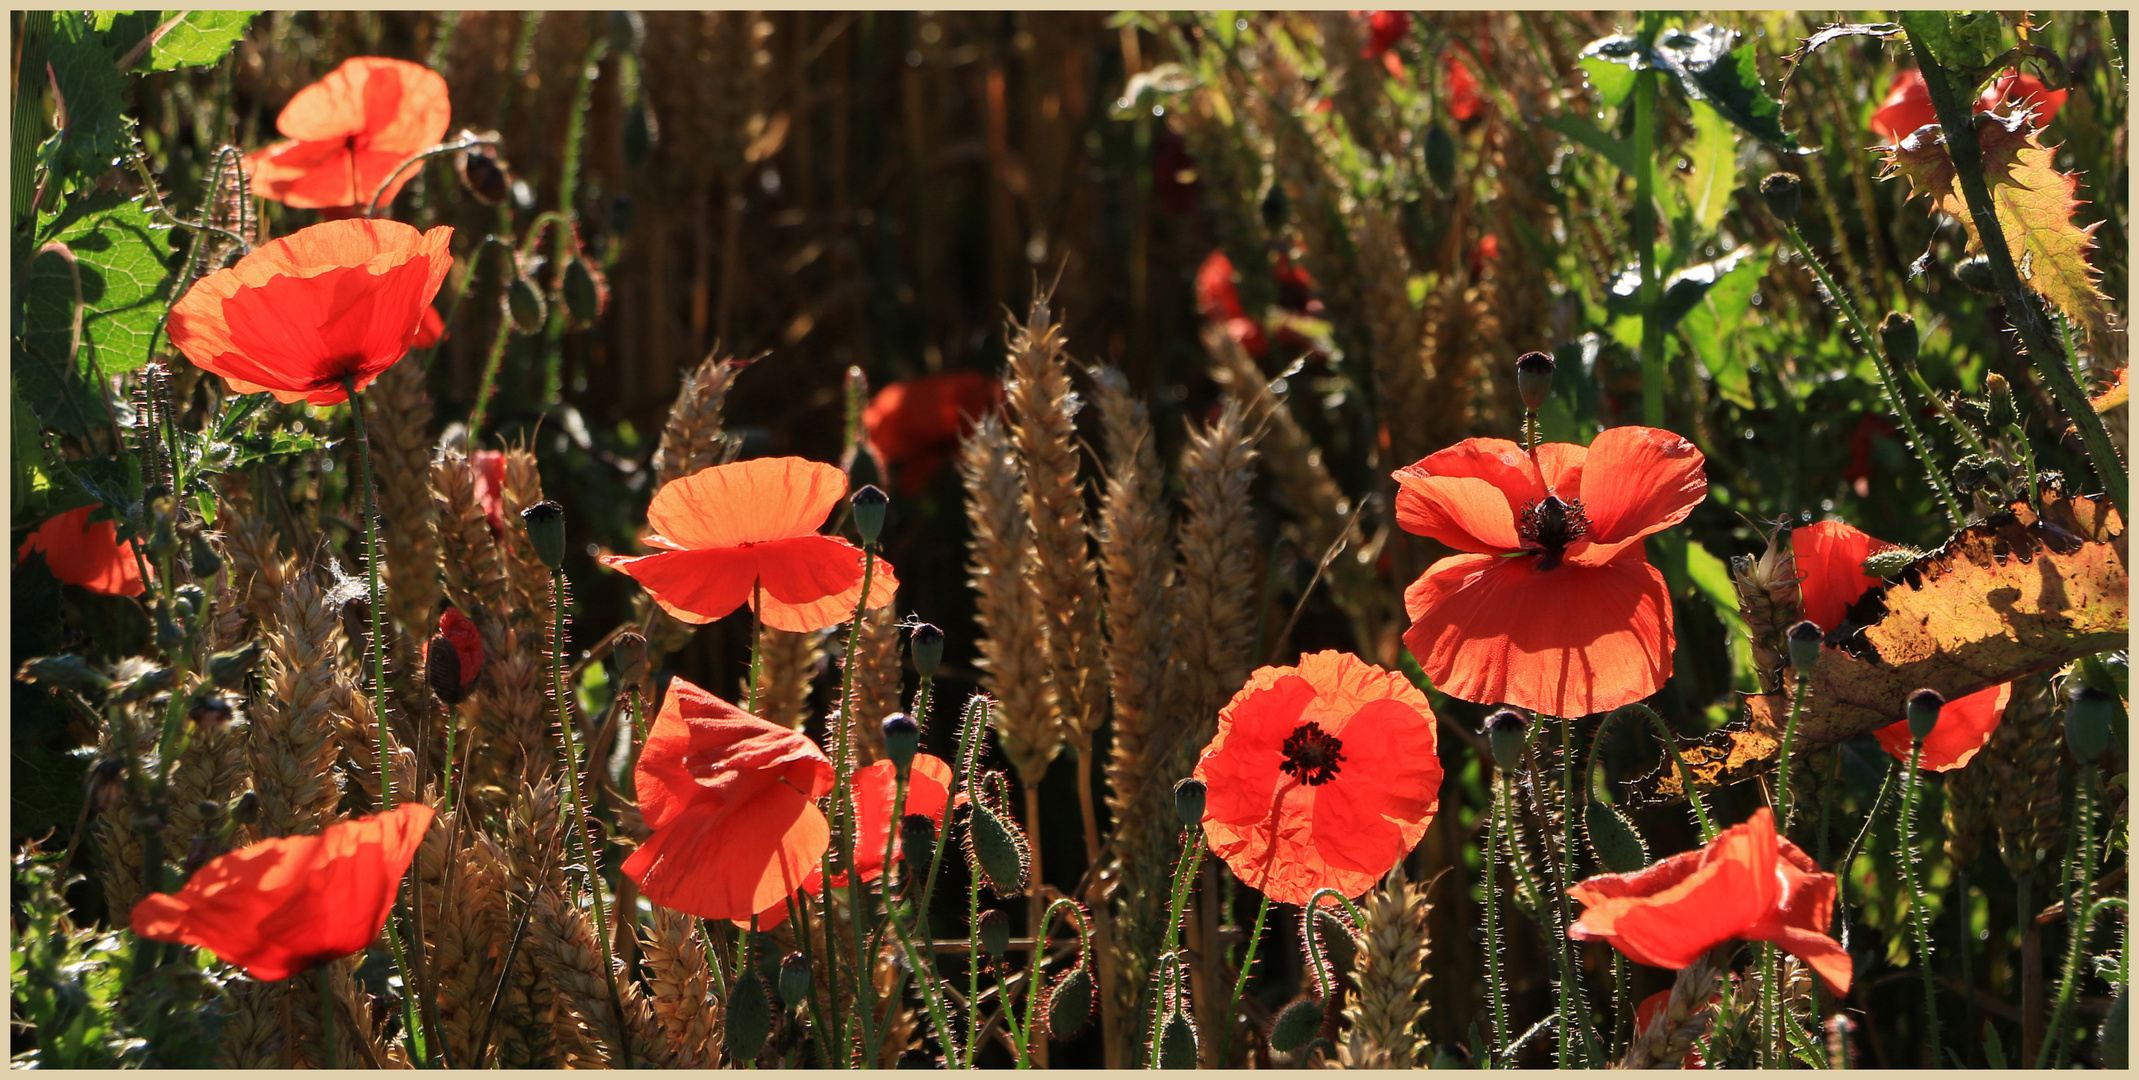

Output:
xmin=1874 ymin=681 xmax=2010 ymax=771
xmin=1792 ymin=520 xmax=1894 ymax=633
xmin=599 ymin=548 xmax=758 ymax=626
xmin=645 ymin=457 xmax=850 ymax=549
xmin=622 ymin=786 xmax=830 ymax=923
xmin=754 ymin=539 xmax=898 ymax=633
xmin=1569 ymin=426 xmax=1707 ymax=563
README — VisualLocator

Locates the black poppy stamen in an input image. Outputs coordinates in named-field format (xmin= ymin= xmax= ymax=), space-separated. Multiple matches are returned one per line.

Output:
xmin=1518 ymin=494 xmax=1591 ymax=571
xmin=1279 ymin=722 xmax=1346 ymax=787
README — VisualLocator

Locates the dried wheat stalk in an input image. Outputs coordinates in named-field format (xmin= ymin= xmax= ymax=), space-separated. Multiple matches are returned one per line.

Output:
xmin=432 ymin=449 xmax=510 ymax=634
xmin=841 ymin=600 xmax=901 ymax=763
xmin=640 ymin=906 xmax=720 ymax=1065
xmin=497 ymin=446 xmax=557 ymax=634
xmin=529 ymin=886 xmax=683 ymax=1067
xmin=752 ymin=627 xmax=825 ymax=730
xmin=161 ymin=711 xmax=247 ymax=864
xmin=214 ymin=981 xmax=288 ymax=1068
xmin=369 ymin=358 xmax=441 ymax=644
xmin=1991 ymin=672 xmax=2064 ymax=876
xmin=1619 ymin=947 xmax=1728 ymax=1068
xmin=653 ymin=350 xmax=748 ymax=489
xmin=959 ymin=413 xmax=1060 ymax=785
xmin=418 ymin=814 xmax=508 ymax=1065
xmin=215 ymin=483 xmax=286 ymax=631
xmin=1092 ymin=366 xmax=1176 ymax=836
xmin=1171 ymin=401 xmax=1261 ymax=774
xmin=247 ymin=567 xmax=351 ymax=836
xmin=1339 ymin=866 xmax=1433 ymax=1069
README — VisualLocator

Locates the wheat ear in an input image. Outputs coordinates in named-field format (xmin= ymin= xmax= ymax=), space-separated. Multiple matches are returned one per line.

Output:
xmin=959 ymin=412 xmax=1060 ymax=786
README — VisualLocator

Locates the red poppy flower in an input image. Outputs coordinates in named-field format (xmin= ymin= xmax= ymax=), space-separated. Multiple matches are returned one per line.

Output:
xmin=1193 ymin=650 xmax=1444 ymax=906
xmin=750 ymin=753 xmax=955 ymax=927
xmin=1444 ymin=53 xmax=1483 ymax=121
xmin=623 ymin=677 xmax=836 ymax=922
xmin=1394 ymin=427 xmax=1707 ymax=717
xmin=426 ymin=606 xmax=485 ymax=705
xmin=17 ymin=505 xmax=147 ymax=597
xmin=1361 ymin=11 xmax=1409 ymax=61
xmin=1569 ymin=807 xmax=1851 ymax=995
xmin=2092 ymin=366 xmax=2129 ymax=412
xmin=167 ymin=218 xmax=455 ymax=406
xmin=1873 ymin=682 xmax=2011 ymax=771
xmin=243 ymin=57 xmax=452 ymax=211
xmin=1196 ymin=249 xmax=1249 ymax=322
xmin=1869 ymin=67 xmax=2068 ymax=146
xmin=412 ymin=304 xmax=447 ymax=349
xmin=1467 ymin=233 xmax=1500 ymax=280
xmin=471 ymin=449 xmax=509 ymax=536
xmin=130 ymin=803 xmax=434 ymax=981
xmin=1841 ymin=413 xmax=1897 ymax=497
xmin=864 ymin=373 xmax=1004 ymax=494
xmin=600 ymin=457 xmax=900 ymax=634
xmin=1634 ymin=988 xmax=1715 ymax=1068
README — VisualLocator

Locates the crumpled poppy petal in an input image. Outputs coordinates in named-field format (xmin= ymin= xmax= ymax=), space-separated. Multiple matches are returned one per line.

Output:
xmin=622 ymin=784 xmax=829 ymax=923
xmin=1403 ymin=551 xmax=1671 ymax=718
xmin=1792 ymin=520 xmax=1894 ymax=634
xmin=1569 ymin=808 xmax=1781 ymax=970
xmin=1197 ymin=672 xmax=1318 ymax=831
xmin=645 ymin=457 xmax=850 ymax=550
xmin=632 ymin=678 xmax=833 ymax=834
xmin=838 ymin=754 xmax=956 ymax=887
xmin=1567 ymin=426 xmax=1707 ymax=564
xmin=254 ymin=57 xmax=451 ymax=209
xmin=1308 ymin=696 xmax=1441 ymax=877
xmin=17 ymin=505 xmax=146 ymax=596
xmin=752 ymin=537 xmax=898 ymax=634
xmin=599 ymin=547 xmax=759 ymax=626
xmin=1874 ymin=681 xmax=2011 ymax=771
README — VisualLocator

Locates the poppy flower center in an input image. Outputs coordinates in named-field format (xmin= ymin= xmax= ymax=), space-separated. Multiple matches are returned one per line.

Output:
xmin=1278 ymin=722 xmax=1346 ymax=786
xmin=1518 ymin=494 xmax=1590 ymax=570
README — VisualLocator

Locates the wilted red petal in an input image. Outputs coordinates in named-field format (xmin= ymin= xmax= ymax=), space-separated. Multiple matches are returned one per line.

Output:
xmin=129 ymin=803 xmax=434 ymax=981
xmin=1403 ymin=550 xmax=1672 ymax=718
xmin=471 ymin=450 xmax=508 ymax=535
xmin=1869 ymin=68 xmax=1936 ymax=145
xmin=17 ymin=505 xmax=146 ymax=596
xmin=1792 ymin=520 xmax=1894 ymax=633
xmin=438 ymin=606 xmax=485 ymax=693
xmin=1874 ymin=681 xmax=2011 ymax=772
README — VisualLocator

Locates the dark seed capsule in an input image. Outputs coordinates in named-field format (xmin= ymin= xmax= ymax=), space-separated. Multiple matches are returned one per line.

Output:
xmin=506 ymin=276 xmax=547 ymax=334
xmin=909 ymin=623 xmax=944 ymax=679
xmin=1905 ymin=688 xmax=1944 ymax=742
xmin=1787 ymin=620 xmax=1824 ymax=680
xmin=1879 ymin=311 xmax=1919 ymax=370
xmin=519 ymin=501 xmax=567 ymax=571
xmin=456 ymin=145 xmax=511 ymax=205
xmin=1514 ymin=350 xmax=1555 ymax=412
xmin=1486 ymin=709 xmax=1528 ymax=772
xmin=977 ymin=908 xmax=1011 ymax=961
xmin=882 ymin=712 xmax=919 ymax=774
xmin=1173 ymin=777 xmax=1207 ymax=827
xmin=1953 ymin=255 xmax=1997 ymax=293
xmin=777 ymin=951 xmax=812 ymax=1010
xmin=2065 ymin=684 xmax=2115 ymax=762
xmin=851 ymin=484 xmax=889 ymax=545
xmin=1759 ymin=171 xmax=1801 ymax=222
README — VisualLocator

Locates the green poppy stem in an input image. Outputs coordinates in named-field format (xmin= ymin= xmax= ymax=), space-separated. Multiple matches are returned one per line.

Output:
xmin=1483 ymin=773 xmax=1513 ymax=1057
xmin=549 ymin=567 xmax=627 ymax=1067
xmin=1218 ymin=891 xmax=1272 ymax=1068
xmin=1897 ymin=738 xmax=1942 ymax=1065
xmin=318 ymin=963 xmax=339 ymax=1070
xmin=2040 ymin=765 xmax=2100 ymax=1069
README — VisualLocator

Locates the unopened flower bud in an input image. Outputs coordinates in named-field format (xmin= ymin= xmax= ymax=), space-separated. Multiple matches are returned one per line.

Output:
xmin=909 ymin=623 xmax=944 ymax=679
xmin=777 ymin=951 xmax=812 ymax=1010
xmin=18 ymin=653 xmax=110 ymax=695
xmin=1159 ymin=1011 xmax=1200 ymax=1069
xmin=507 ymin=275 xmax=547 ymax=334
xmin=231 ymin=790 xmax=260 ymax=826
xmin=1045 ymin=966 xmax=1095 ymax=1040
xmin=977 ymin=908 xmax=1011 ymax=961
xmin=2066 ymin=684 xmax=2115 ymax=762
xmin=1787 ymin=620 xmax=1824 ymax=679
xmin=1173 ymin=777 xmax=1207 ymax=826
xmin=561 ymin=258 xmax=608 ymax=330
xmin=1905 ymin=688 xmax=1944 ymax=742
xmin=1583 ymin=798 xmax=1650 ymax=873
xmin=1954 ymin=454 xmax=1989 ymax=493
xmin=614 ymin=631 xmax=649 ymax=688
xmin=851 ymin=484 xmax=889 ymax=545
xmin=519 ymin=501 xmax=567 ymax=571
xmin=882 ymin=712 xmax=919 ymax=775
xmin=1270 ymin=996 xmax=1325 ymax=1053
xmin=1954 ymin=255 xmax=1996 ymax=293
xmin=1879 ymin=311 xmax=1919 ymax=370
xmin=1515 ymin=350 xmax=1555 ymax=412
xmin=1759 ymin=172 xmax=1802 ymax=222
xmin=154 ymin=608 xmax=187 ymax=654
xmin=146 ymin=493 xmax=179 ymax=559
xmin=900 ymin=813 xmax=937 ymax=880
xmin=1424 ymin=123 xmax=1457 ymax=193
xmin=1487 ymin=709 xmax=1528 ymax=772
xmin=966 ymin=791 xmax=1030 ymax=896
xmin=207 ymin=640 xmax=263 ymax=690
xmin=455 ymin=141 xmax=511 ymax=205
xmin=190 ymin=534 xmax=222 ymax=579
xmin=1985 ymin=373 xmax=2017 ymax=431
xmin=188 ymin=691 xmax=233 ymax=729
xmin=724 ymin=971 xmax=771 ymax=1063
xmin=86 ymin=757 xmax=127 ymax=813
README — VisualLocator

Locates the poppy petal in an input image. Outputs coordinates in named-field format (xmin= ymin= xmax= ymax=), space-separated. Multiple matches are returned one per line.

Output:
xmin=1792 ymin=520 xmax=1894 ymax=634
xmin=752 ymin=537 xmax=898 ymax=634
xmin=1307 ymin=696 xmax=1441 ymax=877
xmin=1569 ymin=809 xmax=1781 ymax=970
xmin=600 ymin=548 xmax=759 ymax=626
xmin=622 ymin=785 xmax=830 ymax=923
xmin=17 ymin=505 xmax=146 ymax=596
xmin=1752 ymin=922 xmax=1855 ymax=997
xmin=1566 ymin=426 xmax=1707 ymax=563
xmin=632 ymin=678 xmax=833 ymax=834
xmin=1198 ymin=672 xmax=1319 ymax=830
xmin=1874 ymin=681 xmax=2010 ymax=771
xmin=645 ymin=458 xmax=851 ymax=550
xmin=1403 ymin=551 xmax=1672 ymax=717
xmin=1393 ymin=476 xmax=1525 ymax=554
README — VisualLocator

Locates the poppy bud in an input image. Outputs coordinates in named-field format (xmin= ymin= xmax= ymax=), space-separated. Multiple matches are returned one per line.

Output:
xmin=1424 ymin=123 xmax=1457 ymax=193
xmin=1985 ymin=373 xmax=2017 ymax=431
xmin=561 ymin=258 xmax=607 ymax=330
xmin=1905 ymin=688 xmax=1944 ymax=742
xmin=17 ymin=653 xmax=111 ymax=695
xmin=455 ymin=143 xmax=511 ymax=205
xmin=1270 ymin=996 xmax=1325 ymax=1053
xmin=882 ymin=712 xmax=919 ymax=775
xmin=1159 ymin=1010 xmax=1200 ymax=1069
xmin=614 ymin=631 xmax=649 ymax=688
xmin=851 ymin=484 xmax=889 ymax=545
xmin=1044 ymin=966 xmax=1094 ymax=1040
xmin=2100 ymin=991 xmax=2129 ymax=1070
xmin=1260 ymin=184 xmax=1288 ymax=230
xmin=1759 ymin=172 xmax=1801 ymax=222
xmin=1486 ymin=709 xmax=1528 ymax=772
xmin=2065 ymin=684 xmax=2115 ymax=762
xmin=909 ymin=622 xmax=944 ymax=679
xmin=1860 ymin=546 xmax=1921 ymax=579
xmin=777 ymin=951 xmax=812 ymax=1010
xmin=976 ymin=908 xmax=1011 ymax=961
xmin=86 ymin=757 xmax=127 ymax=813
xmin=1983 ymin=456 xmax=2014 ymax=485
xmin=519 ymin=501 xmax=567 ymax=571
xmin=1173 ymin=777 xmax=1207 ymax=826
xmin=190 ymin=534 xmax=222 ymax=579
xmin=1515 ymin=350 xmax=1555 ymax=412
xmin=900 ymin=813 xmax=937 ymax=880
xmin=507 ymin=276 xmax=547 ymax=334
xmin=154 ymin=608 xmax=187 ymax=654
xmin=189 ymin=691 xmax=233 ymax=729
xmin=146 ymin=493 xmax=179 ymax=559
xmin=1787 ymin=620 xmax=1824 ymax=680
xmin=231 ymin=790 xmax=260 ymax=827
xmin=724 ymin=971 xmax=772 ymax=1064
xmin=1954 ymin=454 xmax=1990 ymax=493
xmin=1954 ymin=255 xmax=1996 ymax=293
xmin=965 ymin=792 xmax=1030 ymax=897
xmin=1583 ymin=798 xmax=1650 ymax=873
xmin=1879 ymin=311 xmax=1918 ymax=370
xmin=116 ymin=665 xmax=177 ymax=704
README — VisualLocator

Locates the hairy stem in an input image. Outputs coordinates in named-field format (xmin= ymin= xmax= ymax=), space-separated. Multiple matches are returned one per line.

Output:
xmin=1897 ymin=738 xmax=1942 ymax=1065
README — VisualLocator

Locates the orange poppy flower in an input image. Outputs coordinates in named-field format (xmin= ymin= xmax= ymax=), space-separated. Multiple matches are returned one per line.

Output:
xmin=623 ymin=677 xmax=836 ymax=922
xmin=750 ymin=753 xmax=955 ymax=928
xmin=17 ymin=504 xmax=146 ymax=596
xmin=864 ymin=373 xmax=1004 ymax=494
xmin=1869 ymin=67 xmax=2068 ymax=146
xmin=1394 ymin=426 xmax=1707 ymax=717
xmin=1569 ymin=807 xmax=1851 ymax=996
xmin=1193 ymin=651 xmax=1444 ymax=906
xmin=167 ymin=218 xmax=455 ymax=406
xmin=243 ymin=57 xmax=452 ymax=210
xmin=599 ymin=457 xmax=899 ymax=634
xmin=129 ymin=803 xmax=434 ymax=981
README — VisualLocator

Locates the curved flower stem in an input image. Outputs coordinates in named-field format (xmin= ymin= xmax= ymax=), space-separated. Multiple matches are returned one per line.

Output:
xmin=1218 ymin=891 xmax=1272 ymax=1068
xmin=1778 ymin=220 xmax=1966 ymax=526
xmin=466 ymin=292 xmax=514 ymax=447
xmin=2040 ymin=764 xmax=2100 ymax=1069
xmin=1631 ymin=17 xmax=1664 ymax=429
xmin=550 ymin=568 xmax=627 ymax=1067
xmin=1554 ymin=715 xmax=1599 ymax=1067
xmin=886 ymin=889 xmax=962 ymax=1067
xmin=1897 ymin=738 xmax=1942 ymax=1065
xmin=362 ymin=135 xmax=500 ymax=218
xmin=343 ymin=382 xmax=393 ymax=809
xmin=1147 ymin=828 xmax=1208 ymax=1059
xmin=1483 ymin=774 xmax=1513 ymax=1057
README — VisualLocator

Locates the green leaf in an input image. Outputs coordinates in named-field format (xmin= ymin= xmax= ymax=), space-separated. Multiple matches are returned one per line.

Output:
xmin=145 ymin=11 xmax=258 ymax=71
xmin=1656 ymin=244 xmax=1759 ymax=333
xmin=1652 ymin=24 xmax=1795 ymax=148
xmin=1680 ymin=247 xmax=1769 ymax=407
xmin=1899 ymin=11 xmax=2006 ymax=72
xmin=22 ymin=192 xmax=177 ymax=384
xmin=1672 ymin=99 xmax=1738 ymax=231
xmin=1577 ymin=34 xmax=1646 ymax=108
xmin=1540 ymin=112 xmax=1639 ymax=177
xmin=43 ymin=12 xmax=135 ymax=187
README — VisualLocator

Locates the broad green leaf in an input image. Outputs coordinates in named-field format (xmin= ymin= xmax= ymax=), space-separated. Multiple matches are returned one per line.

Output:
xmin=43 ymin=12 xmax=135 ymax=187
xmin=1898 ymin=11 xmax=2006 ymax=72
xmin=1672 ymin=99 xmax=1737 ymax=231
xmin=1540 ymin=112 xmax=1639 ymax=177
xmin=1680 ymin=247 xmax=1769 ymax=407
xmin=145 ymin=11 xmax=258 ymax=71
xmin=1577 ymin=34 xmax=1646 ymax=108
xmin=24 ymin=192 xmax=177 ymax=377
xmin=1652 ymin=24 xmax=1795 ymax=148
xmin=1684 ymin=537 xmax=1760 ymax=692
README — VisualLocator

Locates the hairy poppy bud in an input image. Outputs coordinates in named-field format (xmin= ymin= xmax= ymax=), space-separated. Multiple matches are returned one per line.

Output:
xmin=86 ymin=757 xmax=127 ymax=813
xmin=1759 ymin=172 xmax=1802 ymax=222
xmin=777 ymin=951 xmax=811 ymax=1010
xmin=1583 ymin=798 xmax=1650 ymax=873
xmin=1861 ymin=546 xmax=1921 ymax=579
xmin=1985 ymin=373 xmax=2017 ymax=431
xmin=1905 ymin=688 xmax=1944 ymax=742
xmin=561 ymin=258 xmax=608 ymax=330
xmin=189 ymin=691 xmax=233 ymax=729
xmin=1787 ymin=620 xmax=1824 ymax=679
xmin=507 ymin=275 xmax=547 ymax=334
xmin=190 ymin=534 xmax=223 ymax=579
xmin=977 ymin=908 xmax=1011 ymax=961
xmin=1424 ymin=123 xmax=1457 ymax=193
xmin=882 ymin=712 xmax=919 ymax=775
xmin=210 ymin=640 xmax=263 ymax=688
xmin=154 ymin=607 xmax=187 ymax=654
xmin=614 ymin=631 xmax=649 ymax=688
xmin=900 ymin=813 xmax=937 ymax=880
xmin=519 ymin=501 xmax=567 ymax=571
xmin=1954 ymin=255 xmax=1996 ymax=293
xmin=232 ymin=790 xmax=260 ymax=827
xmin=909 ymin=622 xmax=944 ymax=679
xmin=1515 ymin=350 xmax=1555 ymax=411
xmin=1045 ymin=966 xmax=1095 ymax=1040
xmin=607 ymin=10 xmax=646 ymax=54
xmin=851 ymin=484 xmax=889 ymax=545
xmin=1879 ymin=311 xmax=1918 ymax=370
xmin=1270 ymin=996 xmax=1324 ymax=1053
xmin=724 ymin=971 xmax=772 ymax=1063
xmin=2101 ymin=992 xmax=2130 ymax=1069
xmin=1173 ymin=777 xmax=1207 ymax=827
xmin=1953 ymin=454 xmax=1989 ymax=493
xmin=965 ymin=790 xmax=1030 ymax=897
xmin=2066 ymin=684 xmax=2115 ymax=762
xmin=1159 ymin=1011 xmax=1200 ymax=1069
xmin=455 ymin=142 xmax=510 ymax=205
xmin=1486 ymin=709 xmax=1528 ymax=772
